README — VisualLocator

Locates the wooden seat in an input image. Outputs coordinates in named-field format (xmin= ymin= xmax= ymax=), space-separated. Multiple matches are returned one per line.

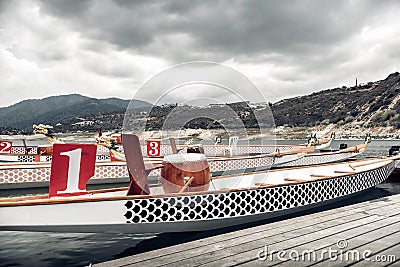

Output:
xmin=309 ymin=174 xmax=333 ymax=178
xmin=334 ymin=170 xmax=356 ymax=174
xmin=284 ymin=178 xmax=309 ymax=182
xmin=254 ymin=183 xmax=275 ymax=187
xmin=144 ymin=162 xmax=163 ymax=173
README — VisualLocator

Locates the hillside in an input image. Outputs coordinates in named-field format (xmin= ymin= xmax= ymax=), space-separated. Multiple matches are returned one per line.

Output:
xmin=272 ymin=72 xmax=400 ymax=130
xmin=0 ymin=94 xmax=150 ymax=133
xmin=131 ymin=72 xmax=400 ymax=136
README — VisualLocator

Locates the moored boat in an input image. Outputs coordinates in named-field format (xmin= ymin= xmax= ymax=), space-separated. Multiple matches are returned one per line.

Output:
xmin=0 ymin=124 xmax=111 ymax=163
xmin=274 ymin=134 xmax=371 ymax=168
xmin=96 ymin=131 xmax=336 ymax=158
xmin=387 ymin=145 xmax=400 ymax=182
xmin=0 ymin=145 xmax=306 ymax=189
xmin=0 ymin=161 xmax=130 ymax=189
xmin=0 ymin=133 xmax=396 ymax=233
xmin=0 ymin=147 xmax=111 ymax=163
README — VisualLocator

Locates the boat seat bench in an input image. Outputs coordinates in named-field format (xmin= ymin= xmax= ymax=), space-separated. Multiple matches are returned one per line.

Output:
xmin=284 ymin=178 xmax=309 ymax=182
xmin=309 ymin=174 xmax=333 ymax=178
xmin=334 ymin=170 xmax=356 ymax=174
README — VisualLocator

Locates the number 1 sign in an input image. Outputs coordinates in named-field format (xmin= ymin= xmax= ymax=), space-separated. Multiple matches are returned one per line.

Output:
xmin=49 ymin=144 xmax=97 ymax=197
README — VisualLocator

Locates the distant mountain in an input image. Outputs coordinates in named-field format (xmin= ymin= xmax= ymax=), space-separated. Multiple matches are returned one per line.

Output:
xmin=272 ymin=72 xmax=400 ymax=129
xmin=0 ymin=94 xmax=150 ymax=132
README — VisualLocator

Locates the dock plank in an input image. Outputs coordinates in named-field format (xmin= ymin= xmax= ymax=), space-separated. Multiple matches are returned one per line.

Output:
xmin=94 ymin=194 xmax=400 ymax=267
xmin=173 ymin=208 xmax=400 ymax=267
xmin=251 ymin=218 xmax=400 ymax=266
xmin=159 ymin=201 xmax=400 ymax=266
xmin=342 ymin=232 xmax=400 ymax=267
xmin=96 ymin=201 xmax=390 ymax=267
xmin=199 ymin=209 xmax=400 ymax=267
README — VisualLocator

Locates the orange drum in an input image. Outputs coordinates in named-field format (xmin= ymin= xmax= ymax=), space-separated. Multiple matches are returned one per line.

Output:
xmin=161 ymin=154 xmax=210 ymax=193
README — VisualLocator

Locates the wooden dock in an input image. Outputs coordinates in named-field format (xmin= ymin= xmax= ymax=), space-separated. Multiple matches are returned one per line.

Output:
xmin=94 ymin=193 xmax=400 ymax=266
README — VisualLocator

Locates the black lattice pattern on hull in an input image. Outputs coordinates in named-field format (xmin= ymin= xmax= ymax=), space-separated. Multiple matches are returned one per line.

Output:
xmin=96 ymin=154 xmax=111 ymax=161
xmin=17 ymin=156 xmax=35 ymax=162
xmin=124 ymin=162 xmax=394 ymax=223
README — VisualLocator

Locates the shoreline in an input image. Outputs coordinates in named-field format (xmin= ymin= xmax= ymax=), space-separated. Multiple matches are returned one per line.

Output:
xmin=1 ymin=124 xmax=399 ymax=141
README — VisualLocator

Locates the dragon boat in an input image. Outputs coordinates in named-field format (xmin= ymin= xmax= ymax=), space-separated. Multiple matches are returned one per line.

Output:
xmin=0 ymin=132 xmax=355 ymax=190
xmin=96 ymin=131 xmax=336 ymax=160
xmin=0 ymin=124 xmax=111 ymax=163
xmin=275 ymin=134 xmax=371 ymax=168
xmin=0 ymin=142 xmax=306 ymax=189
xmin=0 ymin=133 xmax=396 ymax=233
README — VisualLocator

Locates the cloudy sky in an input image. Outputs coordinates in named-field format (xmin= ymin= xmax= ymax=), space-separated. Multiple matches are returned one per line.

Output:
xmin=0 ymin=0 xmax=399 ymax=107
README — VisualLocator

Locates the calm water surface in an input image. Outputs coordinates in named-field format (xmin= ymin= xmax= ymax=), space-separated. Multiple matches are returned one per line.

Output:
xmin=0 ymin=139 xmax=399 ymax=267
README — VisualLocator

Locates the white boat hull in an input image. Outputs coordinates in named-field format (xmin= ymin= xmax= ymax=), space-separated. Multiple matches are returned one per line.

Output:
xmin=0 ymin=160 xmax=394 ymax=233
xmin=0 ymin=190 xmax=373 ymax=233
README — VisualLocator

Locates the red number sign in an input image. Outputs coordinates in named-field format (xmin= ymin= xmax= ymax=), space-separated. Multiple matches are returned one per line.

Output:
xmin=0 ymin=141 xmax=12 ymax=153
xmin=49 ymin=144 xmax=97 ymax=197
xmin=147 ymin=140 xmax=161 ymax=157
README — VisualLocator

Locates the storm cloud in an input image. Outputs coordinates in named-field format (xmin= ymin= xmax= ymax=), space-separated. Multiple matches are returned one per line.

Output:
xmin=1 ymin=0 xmax=399 ymax=106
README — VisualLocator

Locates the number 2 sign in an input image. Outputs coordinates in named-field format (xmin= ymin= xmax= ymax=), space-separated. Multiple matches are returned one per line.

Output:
xmin=147 ymin=140 xmax=161 ymax=157
xmin=49 ymin=144 xmax=97 ymax=197
xmin=0 ymin=141 xmax=12 ymax=153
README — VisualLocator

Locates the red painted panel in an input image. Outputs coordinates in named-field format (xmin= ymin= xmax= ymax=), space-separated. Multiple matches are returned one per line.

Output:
xmin=0 ymin=141 xmax=12 ymax=153
xmin=49 ymin=144 xmax=96 ymax=197
xmin=146 ymin=140 xmax=161 ymax=157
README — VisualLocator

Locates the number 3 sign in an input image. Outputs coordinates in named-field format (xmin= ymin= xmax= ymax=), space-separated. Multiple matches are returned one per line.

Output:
xmin=147 ymin=140 xmax=161 ymax=157
xmin=49 ymin=144 xmax=97 ymax=197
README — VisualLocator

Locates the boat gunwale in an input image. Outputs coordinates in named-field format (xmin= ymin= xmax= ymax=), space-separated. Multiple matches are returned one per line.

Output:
xmin=0 ymin=157 xmax=393 ymax=207
xmin=0 ymin=161 xmax=130 ymax=170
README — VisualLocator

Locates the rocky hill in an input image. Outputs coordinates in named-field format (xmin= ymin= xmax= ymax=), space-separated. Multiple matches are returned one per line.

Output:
xmin=272 ymin=72 xmax=400 ymax=130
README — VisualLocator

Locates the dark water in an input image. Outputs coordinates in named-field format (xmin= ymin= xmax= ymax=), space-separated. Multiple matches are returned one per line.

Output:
xmin=0 ymin=139 xmax=399 ymax=267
